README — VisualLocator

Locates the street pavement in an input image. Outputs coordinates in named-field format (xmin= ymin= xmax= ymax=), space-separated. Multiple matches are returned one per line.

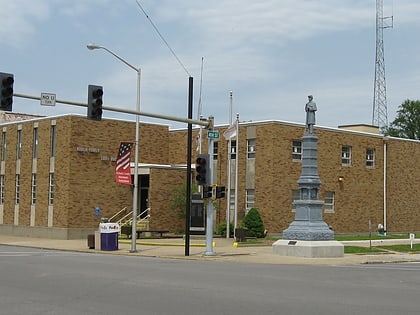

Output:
xmin=0 ymin=234 xmax=419 ymax=265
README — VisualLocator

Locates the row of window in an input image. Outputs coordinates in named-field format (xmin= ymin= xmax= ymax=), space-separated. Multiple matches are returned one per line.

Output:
xmin=293 ymin=141 xmax=376 ymax=168
xmin=228 ymin=188 xmax=334 ymax=213
xmin=0 ymin=124 xmax=57 ymax=207
xmin=1 ymin=125 xmax=57 ymax=161
xmin=216 ymin=138 xmax=376 ymax=168
xmin=341 ymin=145 xmax=375 ymax=167
xmin=0 ymin=173 xmax=55 ymax=206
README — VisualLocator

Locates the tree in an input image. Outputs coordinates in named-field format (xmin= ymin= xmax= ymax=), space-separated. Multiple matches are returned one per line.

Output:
xmin=170 ymin=182 xmax=198 ymax=219
xmin=385 ymin=99 xmax=420 ymax=140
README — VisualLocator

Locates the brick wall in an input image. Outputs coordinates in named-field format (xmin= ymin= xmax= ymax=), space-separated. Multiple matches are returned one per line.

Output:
xmin=168 ymin=121 xmax=420 ymax=234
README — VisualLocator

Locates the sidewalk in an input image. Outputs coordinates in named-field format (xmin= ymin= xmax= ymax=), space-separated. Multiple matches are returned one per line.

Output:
xmin=1 ymin=234 xmax=419 ymax=266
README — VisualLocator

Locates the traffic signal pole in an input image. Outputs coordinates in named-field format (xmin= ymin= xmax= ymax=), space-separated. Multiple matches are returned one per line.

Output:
xmin=185 ymin=76 xmax=193 ymax=256
xmin=205 ymin=116 xmax=216 ymax=256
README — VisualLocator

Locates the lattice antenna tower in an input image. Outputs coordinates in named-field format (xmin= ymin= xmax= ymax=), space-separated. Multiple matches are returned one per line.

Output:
xmin=372 ymin=0 xmax=393 ymax=129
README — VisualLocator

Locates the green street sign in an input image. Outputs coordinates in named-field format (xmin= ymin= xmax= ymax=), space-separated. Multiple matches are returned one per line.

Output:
xmin=207 ymin=131 xmax=220 ymax=139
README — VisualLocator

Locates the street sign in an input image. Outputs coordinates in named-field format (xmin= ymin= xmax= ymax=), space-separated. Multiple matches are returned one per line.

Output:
xmin=40 ymin=93 xmax=56 ymax=106
xmin=207 ymin=131 xmax=220 ymax=139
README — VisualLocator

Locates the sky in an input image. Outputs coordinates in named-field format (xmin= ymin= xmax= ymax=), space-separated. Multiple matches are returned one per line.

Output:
xmin=1 ymin=0 xmax=420 ymax=130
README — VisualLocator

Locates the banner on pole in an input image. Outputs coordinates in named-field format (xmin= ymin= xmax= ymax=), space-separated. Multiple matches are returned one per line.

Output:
xmin=115 ymin=142 xmax=133 ymax=185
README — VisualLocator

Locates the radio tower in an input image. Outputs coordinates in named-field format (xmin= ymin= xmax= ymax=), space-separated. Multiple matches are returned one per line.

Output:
xmin=372 ymin=0 xmax=393 ymax=129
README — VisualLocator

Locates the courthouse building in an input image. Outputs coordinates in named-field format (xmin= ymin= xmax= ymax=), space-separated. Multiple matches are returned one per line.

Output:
xmin=0 ymin=112 xmax=419 ymax=239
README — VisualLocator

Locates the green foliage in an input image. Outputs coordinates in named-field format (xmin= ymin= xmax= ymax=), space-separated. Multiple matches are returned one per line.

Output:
xmin=243 ymin=208 xmax=265 ymax=238
xmin=170 ymin=182 xmax=198 ymax=219
xmin=385 ymin=99 xmax=420 ymax=140
xmin=344 ymin=246 xmax=385 ymax=254
xmin=215 ymin=222 xmax=234 ymax=237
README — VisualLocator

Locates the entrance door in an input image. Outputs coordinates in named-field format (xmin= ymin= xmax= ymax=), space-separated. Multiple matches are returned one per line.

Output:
xmin=190 ymin=192 xmax=205 ymax=235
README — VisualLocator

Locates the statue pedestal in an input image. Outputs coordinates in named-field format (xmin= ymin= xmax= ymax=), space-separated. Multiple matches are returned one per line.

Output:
xmin=282 ymin=200 xmax=334 ymax=241
xmin=272 ymin=239 xmax=344 ymax=258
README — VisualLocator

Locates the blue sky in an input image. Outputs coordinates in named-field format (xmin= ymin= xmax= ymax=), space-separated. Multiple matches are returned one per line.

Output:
xmin=1 ymin=0 xmax=420 ymax=129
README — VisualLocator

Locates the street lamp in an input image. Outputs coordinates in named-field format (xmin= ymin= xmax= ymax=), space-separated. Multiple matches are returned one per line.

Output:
xmin=87 ymin=43 xmax=141 ymax=253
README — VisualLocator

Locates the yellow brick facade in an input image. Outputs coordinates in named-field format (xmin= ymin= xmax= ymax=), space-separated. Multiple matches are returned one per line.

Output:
xmin=0 ymin=115 xmax=170 ymax=238
xmin=0 ymin=114 xmax=419 ymax=239
xmin=169 ymin=121 xmax=420 ymax=235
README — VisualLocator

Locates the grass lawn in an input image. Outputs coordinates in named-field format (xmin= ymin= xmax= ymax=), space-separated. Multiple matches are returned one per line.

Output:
xmin=334 ymin=234 xmax=410 ymax=241
xmin=242 ymin=234 xmax=419 ymax=254
xmin=344 ymin=246 xmax=386 ymax=254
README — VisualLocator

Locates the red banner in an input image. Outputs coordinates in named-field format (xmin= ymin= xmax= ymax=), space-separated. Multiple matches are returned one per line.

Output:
xmin=115 ymin=142 xmax=133 ymax=185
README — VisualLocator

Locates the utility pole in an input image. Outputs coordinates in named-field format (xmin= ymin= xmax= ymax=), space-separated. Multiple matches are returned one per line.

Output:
xmin=372 ymin=0 xmax=393 ymax=130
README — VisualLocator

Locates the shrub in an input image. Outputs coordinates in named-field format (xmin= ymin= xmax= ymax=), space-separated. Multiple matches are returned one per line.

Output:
xmin=216 ymin=222 xmax=234 ymax=237
xmin=243 ymin=208 xmax=265 ymax=238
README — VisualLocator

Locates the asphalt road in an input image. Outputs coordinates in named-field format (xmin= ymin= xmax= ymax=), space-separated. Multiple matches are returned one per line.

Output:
xmin=1 ymin=245 xmax=419 ymax=315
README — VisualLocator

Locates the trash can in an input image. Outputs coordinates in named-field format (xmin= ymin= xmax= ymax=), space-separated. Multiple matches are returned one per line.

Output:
xmin=87 ymin=234 xmax=95 ymax=249
xmin=99 ymin=222 xmax=120 ymax=251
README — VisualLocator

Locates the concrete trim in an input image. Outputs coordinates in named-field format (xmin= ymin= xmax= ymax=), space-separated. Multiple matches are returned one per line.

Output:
xmin=0 ymin=224 xmax=96 ymax=240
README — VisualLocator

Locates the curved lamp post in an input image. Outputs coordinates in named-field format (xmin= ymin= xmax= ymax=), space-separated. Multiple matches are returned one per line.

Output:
xmin=87 ymin=43 xmax=141 ymax=253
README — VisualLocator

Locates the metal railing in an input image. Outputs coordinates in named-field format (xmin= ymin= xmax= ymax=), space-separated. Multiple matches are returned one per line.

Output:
xmin=119 ymin=208 xmax=150 ymax=227
xmin=108 ymin=207 xmax=128 ymax=223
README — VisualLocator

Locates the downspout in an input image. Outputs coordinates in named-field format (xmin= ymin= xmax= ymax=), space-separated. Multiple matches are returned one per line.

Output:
xmin=383 ymin=137 xmax=388 ymax=234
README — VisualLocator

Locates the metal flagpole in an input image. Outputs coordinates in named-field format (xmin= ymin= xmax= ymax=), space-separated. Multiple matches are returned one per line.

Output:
xmin=234 ymin=114 xmax=239 ymax=231
xmin=226 ymin=91 xmax=233 ymax=238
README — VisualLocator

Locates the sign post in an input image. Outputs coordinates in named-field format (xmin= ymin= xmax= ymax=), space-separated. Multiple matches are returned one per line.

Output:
xmin=409 ymin=233 xmax=415 ymax=250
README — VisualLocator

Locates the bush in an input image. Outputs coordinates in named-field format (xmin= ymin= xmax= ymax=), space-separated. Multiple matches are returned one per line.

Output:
xmin=243 ymin=208 xmax=265 ymax=238
xmin=216 ymin=222 xmax=234 ymax=237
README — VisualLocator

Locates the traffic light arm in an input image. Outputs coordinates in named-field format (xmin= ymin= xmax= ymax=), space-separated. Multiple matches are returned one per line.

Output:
xmin=12 ymin=92 xmax=210 ymax=127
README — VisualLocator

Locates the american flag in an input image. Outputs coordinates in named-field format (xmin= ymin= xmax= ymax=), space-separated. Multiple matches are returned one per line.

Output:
xmin=116 ymin=142 xmax=132 ymax=171
xmin=115 ymin=142 xmax=133 ymax=185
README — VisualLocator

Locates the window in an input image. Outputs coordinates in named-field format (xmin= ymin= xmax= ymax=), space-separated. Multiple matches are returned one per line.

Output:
xmin=33 ymin=128 xmax=39 ymax=159
xmin=15 ymin=174 xmax=20 ymax=204
xmin=247 ymin=139 xmax=256 ymax=159
xmin=291 ymin=189 xmax=300 ymax=211
xmin=341 ymin=146 xmax=351 ymax=166
xmin=48 ymin=173 xmax=55 ymax=205
xmin=1 ymin=131 xmax=6 ymax=161
xmin=50 ymin=125 xmax=56 ymax=157
xmin=0 ymin=175 xmax=4 ymax=204
xmin=246 ymin=189 xmax=255 ymax=211
xmin=229 ymin=189 xmax=235 ymax=212
xmin=16 ymin=129 xmax=22 ymax=160
xmin=230 ymin=140 xmax=237 ymax=160
xmin=366 ymin=148 xmax=375 ymax=168
xmin=31 ymin=174 xmax=37 ymax=205
xmin=324 ymin=191 xmax=335 ymax=213
xmin=213 ymin=141 xmax=218 ymax=161
xmin=292 ymin=141 xmax=302 ymax=161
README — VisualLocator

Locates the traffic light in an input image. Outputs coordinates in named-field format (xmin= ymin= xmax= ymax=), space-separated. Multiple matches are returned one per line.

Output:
xmin=216 ymin=186 xmax=226 ymax=199
xmin=0 ymin=72 xmax=14 ymax=111
xmin=87 ymin=84 xmax=103 ymax=120
xmin=195 ymin=154 xmax=210 ymax=185
xmin=202 ymin=185 xmax=212 ymax=199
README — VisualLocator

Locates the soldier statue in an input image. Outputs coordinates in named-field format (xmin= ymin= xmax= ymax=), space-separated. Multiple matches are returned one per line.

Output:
xmin=305 ymin=95 xmax=317 ymax=134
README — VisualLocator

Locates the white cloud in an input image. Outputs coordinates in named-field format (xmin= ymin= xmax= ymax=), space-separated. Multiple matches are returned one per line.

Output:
xmin=5 ymin=0 xmax=420 ymax=129
xmin=0 ymin=1 xmax=50 ymax=49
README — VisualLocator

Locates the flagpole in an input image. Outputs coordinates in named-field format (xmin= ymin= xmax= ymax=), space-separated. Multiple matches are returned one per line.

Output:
xmin=234 ymin=113 xmax=239 ymax=232
xmin=226 ymin=91 xmax=233 ymax=238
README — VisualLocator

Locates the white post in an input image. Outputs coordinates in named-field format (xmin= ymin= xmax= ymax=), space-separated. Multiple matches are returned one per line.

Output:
xmin=205 ymin=117 xmax=216 ymax=256
xmin=226 ymin=91 xmax=233 ymax=238
xmin=234 ymin=114 xmax=239 ymax=231
xmin=130 ymin=69 xmax=141 ymax=253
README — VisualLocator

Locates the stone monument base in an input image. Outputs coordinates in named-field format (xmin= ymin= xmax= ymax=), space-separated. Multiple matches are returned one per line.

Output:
xmin=272 ymin=239 xmax=344 ymax=258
